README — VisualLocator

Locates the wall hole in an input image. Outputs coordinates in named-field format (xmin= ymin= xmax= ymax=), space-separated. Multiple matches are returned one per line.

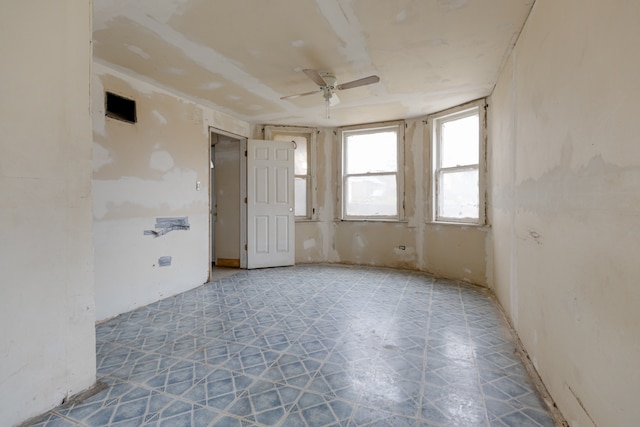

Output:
xmin=105 ymin=92 xmax=137 ymax=123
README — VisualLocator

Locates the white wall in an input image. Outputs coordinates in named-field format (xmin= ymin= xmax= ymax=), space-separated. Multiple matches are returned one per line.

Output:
xmin=93 ymin=62 xmax=250 ymax=321
xmin=488 ymin=1 xmax=640 ymax=425
xmin=0 ymin=2 xmax=95 ymax=426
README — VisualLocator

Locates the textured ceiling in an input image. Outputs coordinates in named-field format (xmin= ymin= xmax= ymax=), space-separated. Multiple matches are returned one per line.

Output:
xmin=93 ymin=0 xmax=534 ymax=127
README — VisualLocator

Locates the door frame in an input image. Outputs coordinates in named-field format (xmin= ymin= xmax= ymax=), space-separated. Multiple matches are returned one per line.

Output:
xmin=208 ymin=127 xmax=247 ymax=281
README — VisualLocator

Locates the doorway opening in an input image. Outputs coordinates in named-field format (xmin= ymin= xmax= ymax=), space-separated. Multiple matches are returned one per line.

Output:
xmin=209 ymin=129 xmax=247 ymax=280
xmin=209 ymin=131 xmax=296 ymax=278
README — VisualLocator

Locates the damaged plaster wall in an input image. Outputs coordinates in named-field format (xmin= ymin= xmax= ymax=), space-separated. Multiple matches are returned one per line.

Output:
xmin=278 ymin=119 xmax=488 ymax=284
xmin=93 ymin=61 xmax=250 ymax=321
xmin=489 ymin=0 xmax=640 ymax=425
xmin=0 ymin=2 xmax=95 ymax=426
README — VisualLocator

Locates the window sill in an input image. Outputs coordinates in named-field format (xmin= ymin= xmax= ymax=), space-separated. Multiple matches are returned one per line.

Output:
xmin=295 ymin=218 xmax=320 ymax=223
xmin=427 ymin=221 xmax=491 ymax=230
xmin=338 ymin=218 xmax=408 ymax=224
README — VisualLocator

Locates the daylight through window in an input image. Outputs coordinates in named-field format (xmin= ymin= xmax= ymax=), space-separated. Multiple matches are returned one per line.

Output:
xmin=432 ymin=103 xmax=484 ymax=223
xmin=341 ymin=124 xmax=402 ymax=219
xmin=267 ymin=127 xmax=315 ymax=219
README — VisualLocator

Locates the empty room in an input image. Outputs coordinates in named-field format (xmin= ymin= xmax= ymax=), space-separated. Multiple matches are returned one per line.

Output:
xmin=1 ymin=1 xmax=639 ymax=426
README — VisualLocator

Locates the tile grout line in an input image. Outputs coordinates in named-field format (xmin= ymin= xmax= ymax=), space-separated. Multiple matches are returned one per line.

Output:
xmin=419 ymin=274 xmax=435 ymax=426
xmin=458 ymin=282 xmax=493 ymax=427
xmin=33 ymin=265 xmax=559 ymax=427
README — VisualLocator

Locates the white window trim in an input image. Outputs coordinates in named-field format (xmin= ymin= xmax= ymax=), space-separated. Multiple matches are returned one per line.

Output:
xmin=264 ymin=125 xmax=317 ymax=221
xmin=428 ymin=99 xmax=486 ymax=225
xmin=338 ymin=120 xmax=405 ymax=221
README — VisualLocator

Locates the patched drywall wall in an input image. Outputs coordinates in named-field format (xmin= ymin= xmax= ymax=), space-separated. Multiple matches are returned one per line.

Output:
xmin=93 ymin=62 xmax=250 ymax=321
xmin=423 ymin=224 xmax=488 ymax=283
xmin=0 ymin=2 xmax=95 ymax=426
xmin=489 ymin=0 xmax=640 ymax=425
xmin=277 ymin=118 xmax=488 ymax=283
xmin=333 ymin=221 xmax=419 ymax=270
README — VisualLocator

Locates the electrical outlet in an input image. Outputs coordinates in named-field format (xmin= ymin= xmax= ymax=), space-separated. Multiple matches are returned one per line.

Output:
xmin=196 ymin=181 xmax=201 ymax=191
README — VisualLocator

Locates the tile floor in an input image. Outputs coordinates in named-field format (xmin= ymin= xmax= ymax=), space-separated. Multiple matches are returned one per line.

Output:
xmin=29 ymin=265 xmax=558 ymax=427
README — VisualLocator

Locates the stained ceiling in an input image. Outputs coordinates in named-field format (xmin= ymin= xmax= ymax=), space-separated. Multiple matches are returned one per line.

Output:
xmin=93 ymin=0 xmax=535 ymax=127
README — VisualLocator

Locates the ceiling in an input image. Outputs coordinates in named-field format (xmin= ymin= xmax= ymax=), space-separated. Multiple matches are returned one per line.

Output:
xmin=93 ymin=0 xmax=535 ymax=127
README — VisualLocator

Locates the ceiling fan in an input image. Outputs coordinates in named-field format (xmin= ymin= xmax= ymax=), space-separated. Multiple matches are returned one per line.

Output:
xmin=281 ymin=69 xmax=380 ymax=118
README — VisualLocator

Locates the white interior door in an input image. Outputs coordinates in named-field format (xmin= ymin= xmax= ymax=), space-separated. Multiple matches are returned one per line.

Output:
xmin=247 ymin=139 xmax=295 ymax=269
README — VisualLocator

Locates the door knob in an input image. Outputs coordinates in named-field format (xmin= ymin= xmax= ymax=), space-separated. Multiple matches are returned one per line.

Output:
xmin=289 ymin=208 xmax=293 ymax=212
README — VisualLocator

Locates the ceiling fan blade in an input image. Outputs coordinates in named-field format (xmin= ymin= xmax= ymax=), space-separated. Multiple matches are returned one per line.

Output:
xmin=280 ymin=89 xmax=321 ymax=100
xmin=303 ymin=69 xmax=328 ymax=87
xmin=337 ymin=75 xmax=380 ymax=91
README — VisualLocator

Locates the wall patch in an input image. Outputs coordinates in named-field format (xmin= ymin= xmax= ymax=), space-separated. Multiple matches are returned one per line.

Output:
xmin=144 ymin=217 xmax=190 ymax=237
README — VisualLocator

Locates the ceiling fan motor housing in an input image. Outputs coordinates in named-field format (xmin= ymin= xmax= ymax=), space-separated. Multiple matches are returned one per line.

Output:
xmin=319 ymin=72 xmax=337 ymax=89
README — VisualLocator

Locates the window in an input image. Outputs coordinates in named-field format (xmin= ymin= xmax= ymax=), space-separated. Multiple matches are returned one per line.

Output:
xmin=431 ymin=101 xmax=485 ymax=224
xmin=340 ymin=122 xmax=403 ymax=219
xmin=264 ymin=126 xmax=316 ymax=219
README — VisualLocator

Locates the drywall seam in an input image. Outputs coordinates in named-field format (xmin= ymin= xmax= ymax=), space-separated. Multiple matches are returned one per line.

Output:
xmin=490 ymin=0 xmax=538 ymax=97
xmin=120 ymin=9 xmax=299 ymax=114
xmin=313 ymin=0 xmax=372 ymax=70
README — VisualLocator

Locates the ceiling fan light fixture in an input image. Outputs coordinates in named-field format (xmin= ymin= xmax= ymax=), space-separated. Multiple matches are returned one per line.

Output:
xmin=329 ymin=92 xmax=340 ymax=106
xmin=322 ymin=87 xmax=339 ymax=118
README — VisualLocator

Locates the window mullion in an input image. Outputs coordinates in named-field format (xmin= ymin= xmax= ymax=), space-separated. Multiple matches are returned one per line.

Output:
xmin=439 ymin=164 xmax=478 ymax=174
xmin=344 ymin=171 xmax=397 ymax=179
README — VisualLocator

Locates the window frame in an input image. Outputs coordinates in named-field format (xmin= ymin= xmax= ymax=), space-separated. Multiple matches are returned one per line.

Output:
xmin=338 ymin=121 xmax=405 ymax=221
xmin=264 ymin=125 xmax=317 ymax=221
xmin=429 ymin=100 xmax=486 ymax=225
